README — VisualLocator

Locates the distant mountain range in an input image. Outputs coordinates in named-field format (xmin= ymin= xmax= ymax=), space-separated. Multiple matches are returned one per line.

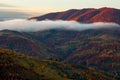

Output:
xmin=29 ymin=7 xmax=120 ymax=24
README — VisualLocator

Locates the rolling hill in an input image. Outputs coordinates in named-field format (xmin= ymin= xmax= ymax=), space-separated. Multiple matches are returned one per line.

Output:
xmin=0 ymin=30 xmax=56 ymax=59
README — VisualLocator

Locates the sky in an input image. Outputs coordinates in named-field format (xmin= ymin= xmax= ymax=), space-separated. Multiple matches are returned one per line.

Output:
xmin=0 ymin=0 xmax=120 ymax=20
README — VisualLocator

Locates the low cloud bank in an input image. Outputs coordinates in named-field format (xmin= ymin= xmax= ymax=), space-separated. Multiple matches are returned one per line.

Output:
xmin=0 ymin=19 xmax=119 ymax=32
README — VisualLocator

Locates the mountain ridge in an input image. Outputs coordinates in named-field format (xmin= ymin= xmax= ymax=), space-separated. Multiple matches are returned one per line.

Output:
xmin=29 ymin=7 xmax=120 ymax=24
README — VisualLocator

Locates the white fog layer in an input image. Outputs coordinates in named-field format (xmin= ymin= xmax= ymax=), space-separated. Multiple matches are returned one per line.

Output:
xmin=0 ymin=19 xmax=119 ymax=32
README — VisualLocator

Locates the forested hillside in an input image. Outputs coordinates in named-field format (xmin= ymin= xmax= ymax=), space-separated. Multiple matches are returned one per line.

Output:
xmin=0 ymin=27 xmax=120 ymax=79
xmin=0 ymin=49 xmax=119 ymax=80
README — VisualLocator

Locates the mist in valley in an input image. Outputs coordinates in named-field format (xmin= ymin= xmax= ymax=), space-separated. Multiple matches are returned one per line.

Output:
xmin=0 ymin=19 xmax=119 ymax=32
